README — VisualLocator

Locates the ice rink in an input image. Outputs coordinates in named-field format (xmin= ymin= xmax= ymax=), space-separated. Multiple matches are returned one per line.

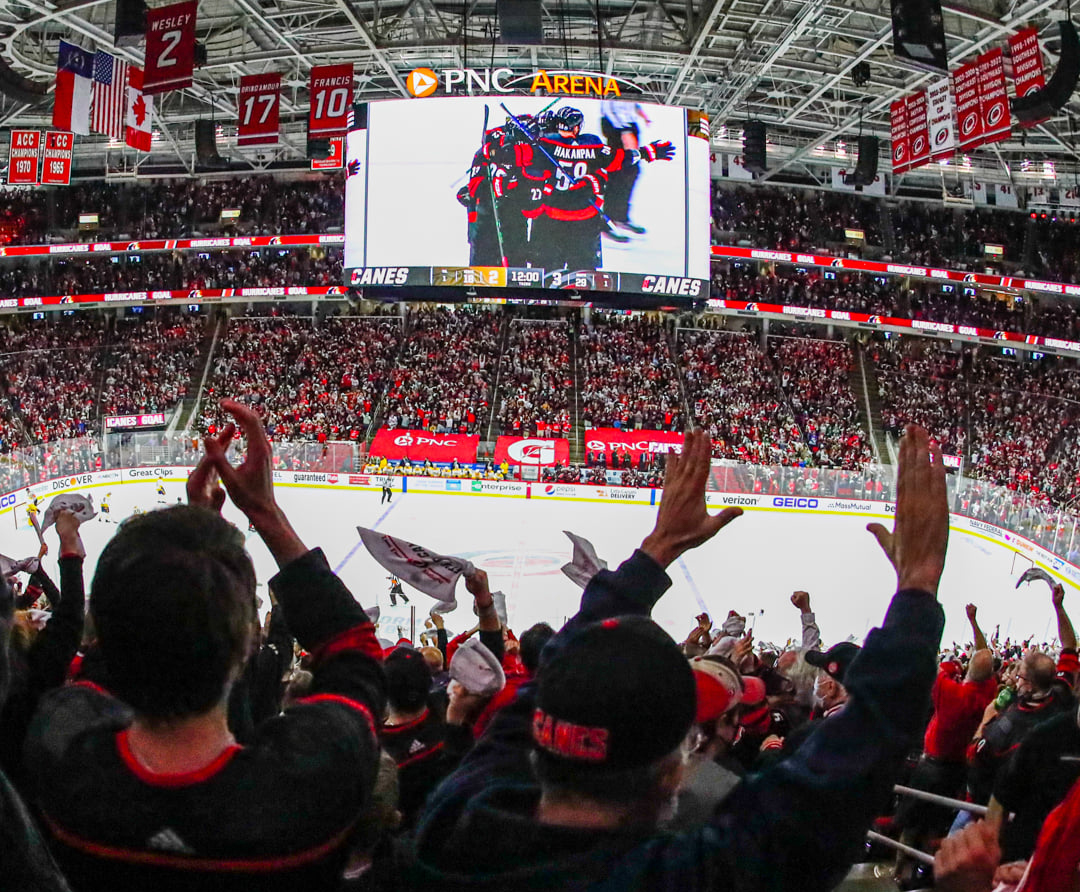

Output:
xmin=8 ymin=481 xmax=1064 ymax=651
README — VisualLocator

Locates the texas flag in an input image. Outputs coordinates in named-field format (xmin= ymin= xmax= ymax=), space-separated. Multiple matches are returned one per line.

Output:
xmin=125 ymin=66 xmax=153 ymax=152
xmin=53 ymin=41 xmax=94 ymax=135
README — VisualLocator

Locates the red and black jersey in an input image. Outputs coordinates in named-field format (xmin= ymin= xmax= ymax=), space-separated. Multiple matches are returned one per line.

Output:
xmin=537 ymin=134 xmax=626 ymax=222
xmin=381 ymin=708 xmax=459 ymax=827
xmin=26 ymin=548 xmax=386 ymax=892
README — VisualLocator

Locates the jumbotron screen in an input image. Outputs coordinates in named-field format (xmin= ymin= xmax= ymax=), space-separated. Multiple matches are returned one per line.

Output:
xmin=344 ymin=96 xmax=710 ymax=296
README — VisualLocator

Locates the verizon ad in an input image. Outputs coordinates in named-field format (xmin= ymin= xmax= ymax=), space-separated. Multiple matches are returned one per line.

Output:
xmin=585 ymin=428 xmax=684 ymax=461
xmin=494 ymin=436 xmax=570 ymax=467
xmin=370 ymin=428 xmax=480 ymax=463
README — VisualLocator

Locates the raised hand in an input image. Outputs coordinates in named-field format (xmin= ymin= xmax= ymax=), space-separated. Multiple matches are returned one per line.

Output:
xmin=187 ymin=449 xmax=226 ymax=514
xmin=867 ymin=425 xmax=948 ymax=596
xmin=641 ymin=429 xmax=742 ymax=568
xmin=791 ymin=591 xmax=811 ymax=613
xmin=966 ymin=603 xmax=978 ymax=622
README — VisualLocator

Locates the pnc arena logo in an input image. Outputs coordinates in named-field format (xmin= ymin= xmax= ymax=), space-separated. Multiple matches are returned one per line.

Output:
xmin=507 ymin=439 xmax=556 ymax=465
xmin=393 ymin=432 xmax=458 ymax=448
xmin=407 ymin=68 xmax=439 ymax=97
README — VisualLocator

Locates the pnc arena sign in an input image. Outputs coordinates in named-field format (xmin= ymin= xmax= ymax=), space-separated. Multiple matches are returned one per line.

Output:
xmin=405 ymin=66 xmax=634 ymax=98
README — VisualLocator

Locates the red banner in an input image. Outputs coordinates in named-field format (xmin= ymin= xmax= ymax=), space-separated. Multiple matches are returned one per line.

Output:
xmin=370 ymin=428 xmax=479 ymax=464
xmin=494 ymin=436 xmax=570 ymax=467
xmin=308 ymin=64 xmax=353 ymax=138
xmin=584 ymin=428 xmax=684 ymax=462
xmin=311 ymin=136 xmax=343 ymax=170
xmin=1009 ymin=27 xmax=1046 ymax=128
xmin=977 ymin=49 xmax=1012 ymax=146
xmin=7 ymin=130 xmax=40 ymax=185
xmin=40 ymin=131 xmax=73 ymax=185
xmin=143 ymin=0 xmax=197 ymax=95
xmin=953 ymin=60 xmax=983 ymax=152
xmin=237 ymin=73 xmax=280 ymax=146
xmin=905 ymin=91 xmax=930 ymax=170
xmin=890 ymin=100 xmax=910 ymax=174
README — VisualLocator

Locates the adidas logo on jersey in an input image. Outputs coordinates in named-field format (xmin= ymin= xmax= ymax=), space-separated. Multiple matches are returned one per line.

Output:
xmin=148 ymin=827 xmax=195 ymax=854
xmin=409 ymin=739 xmax=426 ymax=755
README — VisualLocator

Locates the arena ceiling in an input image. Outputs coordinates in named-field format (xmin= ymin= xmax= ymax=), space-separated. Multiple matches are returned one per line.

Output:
xmin=1 ymin=0 xmax=1078 ymax=187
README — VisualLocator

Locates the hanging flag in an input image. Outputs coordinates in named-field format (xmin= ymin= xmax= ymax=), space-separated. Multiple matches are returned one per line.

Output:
xmin=144 ymin=0 xmax=198 ymax=94
xmin=953 ymin=59 xmax=983 ymax=152
xmin=905 ymin=90 xmax=930 ymax=170
xmin=91 ymin=50 xmax=130 ymax=140
xmin=1009 ymin=27 xmax=1047 ymax=128
xmin=125 ymin=65 xmax=153 ymax=151
xmin=7 ymin=131 xmax=41 ymax=185
xmin=237 ymin=73 xmax=280 ymax=146
xmin=41 ymin=131 xmax=75 ymax=186
xmin=890 ymin=99 xmax=910 ymax=174
xmin=927 ymin=76 xmax=957 ymax=161
xmin=309 ymin=64 xmax=353 ymax=138
xmin=976 ymin=49 xmax=1012 ymax=146
xmin=53 ymin=41 xmax=94 ymax=136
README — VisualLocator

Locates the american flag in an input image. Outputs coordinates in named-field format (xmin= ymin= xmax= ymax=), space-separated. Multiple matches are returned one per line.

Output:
xmin=91 ymin=50 xmax=129 ymax=140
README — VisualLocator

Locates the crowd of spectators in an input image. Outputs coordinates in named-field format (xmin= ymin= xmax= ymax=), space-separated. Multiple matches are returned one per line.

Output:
xmin=769 ymin=336 xmax=874 ymax=469
xmin=200 ymin=313 xmax=402 ymax=442
xmin=379 ymin=307 xmax=501 ymax=436
xmin=678 ymin=328 xmax=808 ymax=465
xmin=711 ymin=264 xmax=902 ymax=317
xmin=889 ymin=202 xmax=1030 ymax=270
xmin=580 ymin=313 xmax=683 ymax=431
xmin=495 ymin=321 xmax=573 ymax=439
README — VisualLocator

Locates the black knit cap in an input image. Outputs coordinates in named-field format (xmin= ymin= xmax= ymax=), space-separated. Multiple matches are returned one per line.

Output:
xmin=533 ymin=615 xmax=696 ymax=769
xmin=384 ymin=646 xmax=432 ymax=712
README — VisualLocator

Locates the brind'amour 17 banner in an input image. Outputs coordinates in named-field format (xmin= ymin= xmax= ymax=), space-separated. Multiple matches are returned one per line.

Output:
xmin=237 ymin=73 xmax=280 ymax=146
xmin=309 ymin=64 xmax=353 ymax=138
xmin=143 ymin=0 xmax=197 ymax=94
xmin=494 ymin=436 xmax=570 ymax=467
xmin=953 ymin=60 xmax=983 ymax=152
xmin=370 ymin=428 xmax=480 ymax=464
xmin=585 ymin=428 xmax=684 ymax=462
xmin=976 ymin=49 xmax=1012 ymax=146
xmin=890 ymin=100 xmax=910 ymax=174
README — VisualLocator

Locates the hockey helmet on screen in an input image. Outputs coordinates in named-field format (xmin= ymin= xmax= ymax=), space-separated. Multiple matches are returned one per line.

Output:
xmin=504 ymin=113 xmax=538 ymax=141
xmin=554 ymin=107 xmax=584 ymax=134
xmin=535 ymin=110 xmax=557 ymax=134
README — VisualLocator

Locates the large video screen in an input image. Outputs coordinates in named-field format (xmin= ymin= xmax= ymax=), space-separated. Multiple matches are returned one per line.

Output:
xmin=344 ymin=95 xmax=710 ymax=297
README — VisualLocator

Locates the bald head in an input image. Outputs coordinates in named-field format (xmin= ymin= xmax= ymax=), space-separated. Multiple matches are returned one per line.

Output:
xmin=1018 ymin=651 xmax=1056 ymax=699
xmin=967 ymin=649 xmax=993 ymax=683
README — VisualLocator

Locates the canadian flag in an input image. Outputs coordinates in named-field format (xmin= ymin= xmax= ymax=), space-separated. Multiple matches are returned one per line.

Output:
xmin=125 ymin=66 xmax=153 ymax=152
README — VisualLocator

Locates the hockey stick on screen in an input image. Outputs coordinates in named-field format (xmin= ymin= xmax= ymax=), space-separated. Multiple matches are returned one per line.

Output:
xmin=480 ymin=104 xmax=508 ymax=267
xmin=499 ymin=101 xmax=629 ymax=240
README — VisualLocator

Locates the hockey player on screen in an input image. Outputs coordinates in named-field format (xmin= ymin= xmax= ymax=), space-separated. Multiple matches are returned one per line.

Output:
xmin=600 ymin=100 xmax=655 ymax=235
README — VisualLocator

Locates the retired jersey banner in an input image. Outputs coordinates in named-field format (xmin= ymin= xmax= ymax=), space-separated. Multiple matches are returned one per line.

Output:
xmin=41 ymin=131 xmax=74 ymax=185
xmin=890 ymin=100 xmax=910 ymax=173
xmin=1009 ymin=27 xmax=1046 ymax=127
xmin=585 ymin=428 xmax=684 ymax=462
xmin=905 ymin=91 xmax=930 ymax=170
xmin=8 ymin=130 xmax=40 ymax=185
xmin=308 ymin=64 xmax=353 ymax=138
xmin=144 ymin=0 xmax=197 ymax=94
xmin=370 ymin=428 xmax=479 ymax=464
xmin=237 ymin=73 xmax=280 ymax=146
xmin=494 ymin=436 xmax=570 ymax=467
xmin=977 ymin=49 xmax=1011 ymax=146
xmin=927 ymin=77 xmax=957 ymax=160
xmin=953 ymin=60 xmax=983 ymax=152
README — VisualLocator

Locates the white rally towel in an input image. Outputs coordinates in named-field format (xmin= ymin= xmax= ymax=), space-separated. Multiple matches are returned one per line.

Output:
xmin=0 ymin=554 xmax=40 ymax=580
xmin=42 ymin=493 xmax=96 ymax=532
xmin=473 ymin=590 xmax=508 ymax=627
xmin=357 ymin=527 xmax=474 ymax=603
xmin=560 ymin=531 xmax=608 ymax=589
xmin=450 ymin=638 xmax=506 ymax=696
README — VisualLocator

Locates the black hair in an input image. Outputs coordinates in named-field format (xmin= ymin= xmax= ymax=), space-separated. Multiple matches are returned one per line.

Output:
xmin=519 ymin=622 xmax=555 ymax=675
xmin=91 ymin=505 xmax=256 ymax=720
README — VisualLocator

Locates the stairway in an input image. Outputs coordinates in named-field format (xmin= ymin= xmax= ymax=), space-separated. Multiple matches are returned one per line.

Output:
xmin=569 ymin=319 xmax=586 ymax=463
xmin=1021 ymin=214 xmax=1038 ymax=273
xmin=176 ymin=313 xmax=223 ymax=431
xmin=854 ymin=345 xmax=891 ymax=465
xmin=481 ymin=314 xmax=512 ymax=446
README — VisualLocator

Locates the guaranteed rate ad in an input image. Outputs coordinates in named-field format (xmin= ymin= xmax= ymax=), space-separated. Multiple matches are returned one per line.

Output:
xmin=344 ymin=96 xmax=709 ymax=297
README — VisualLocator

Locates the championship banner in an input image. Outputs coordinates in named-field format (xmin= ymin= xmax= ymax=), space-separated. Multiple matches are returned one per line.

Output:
xmin=311 ymin=136 xmax=343 ymax=170
xmin=237 ymin=73 xmax=280 ymax=146
xmin=7 ymin=130 xmax=40 ymax=185
xmin=494 ymin=436 xmax=570 ymax=467
xmin=927 ymin=77 xmax=957 ymax=161
xmin=905 ymin=91 xmax=930 ymax=170
xmin=953 ymin=60 xmax=983 ymax=152
xmin=370 ymin=428 xmax=479 ymax=463
xmin=976 ymin=49 xmax=1012 ymax=146
xmin=1009 ymin=27 xmax=1046 ymax=127
xmin=890 ymin=100 xmax=910 ymax=174
xmin=143 ymin=0 xmax=197 ymax=94
xmin=40 ymin=131 xmax=74 ymax=186
xmin=585 ymin=428 xmax=684 ymax=462
xmin=308 ymin=64 xmax=353 ymax=138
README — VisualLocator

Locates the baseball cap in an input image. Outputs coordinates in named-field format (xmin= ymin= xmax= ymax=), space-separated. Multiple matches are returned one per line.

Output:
xmin=533 ymin=616 xmax=695 ymax=769
xmin=737 ymin=675 xmax=771 ymax=732
xmin=805 ymin=642 xmax=861 ymax=684
xmin=690 ymin=655 xmax=743 ymax=724
xmin=384 ymin=646 xmax=433 ymax=712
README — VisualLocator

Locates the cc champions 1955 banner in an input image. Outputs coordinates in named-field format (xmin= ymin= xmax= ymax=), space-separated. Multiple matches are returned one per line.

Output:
xmin=344 ymin=95 xmax=710 ymax=297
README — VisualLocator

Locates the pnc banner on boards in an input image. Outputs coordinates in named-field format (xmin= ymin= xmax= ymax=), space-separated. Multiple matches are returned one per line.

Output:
xmin=370 ymin=428 xmax=479 ymax=464
xmin=494 ymin=436 xmax=570 ymax=467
